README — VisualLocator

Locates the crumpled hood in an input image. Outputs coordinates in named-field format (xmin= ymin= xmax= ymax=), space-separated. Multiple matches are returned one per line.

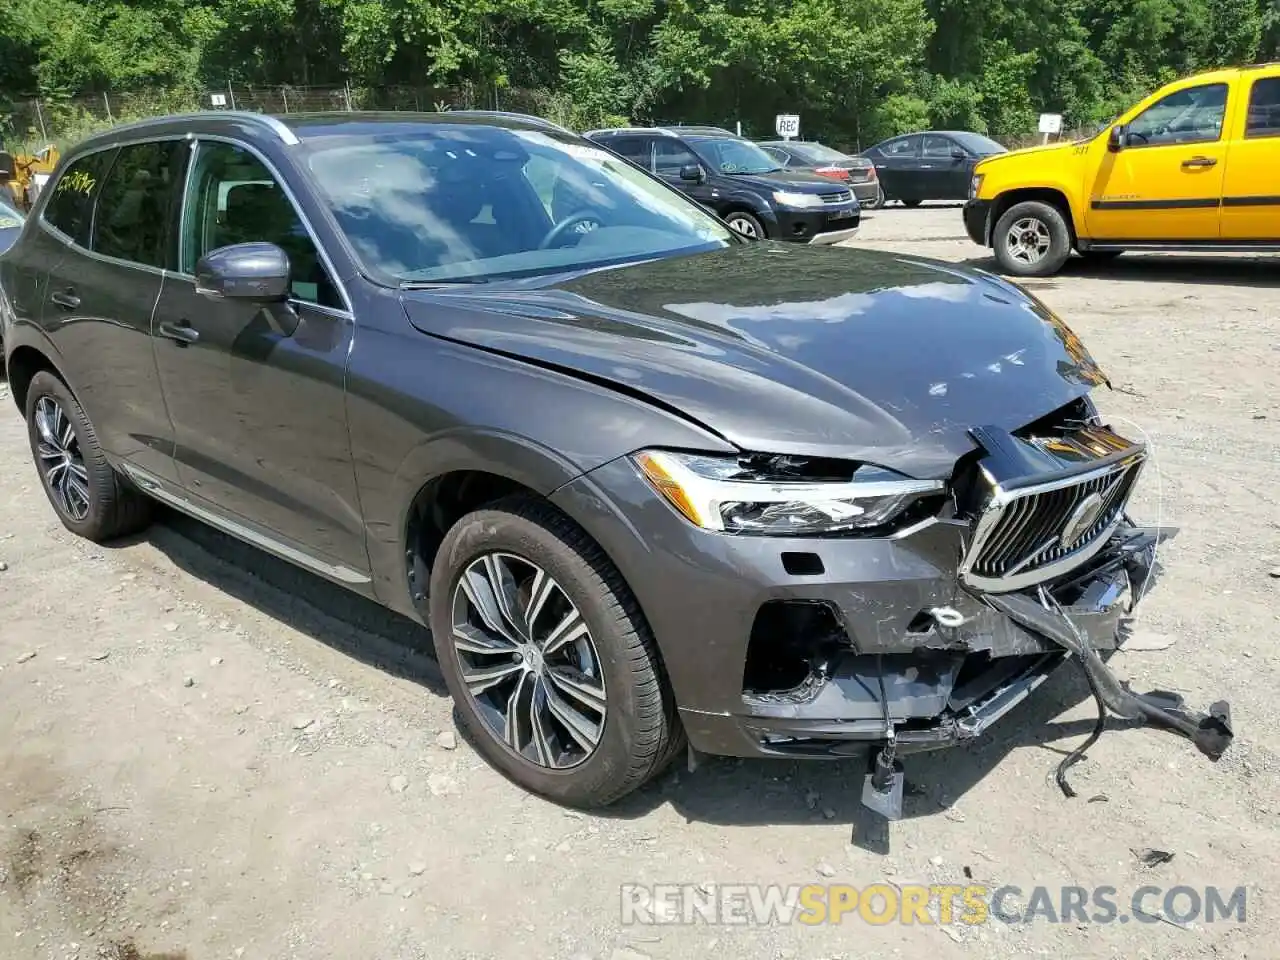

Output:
xmin=401 ymin=243 xmax=1107 ymax=478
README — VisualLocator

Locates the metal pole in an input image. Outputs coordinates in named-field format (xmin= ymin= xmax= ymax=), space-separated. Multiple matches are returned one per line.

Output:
xmin=344 ymin=83 xmax=353 ymax=111
xmin=33 ymin=98 xmax=48 ymax=142
xmin=103 ymin=92 xmax=113 ymax=121
xmin=228 ymin=81 xmax=237 ymax=111
xmin=281 ymin=87 xmax=289 ymax=113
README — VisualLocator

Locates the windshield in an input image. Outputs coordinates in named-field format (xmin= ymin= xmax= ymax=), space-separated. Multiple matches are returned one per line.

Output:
xmin=688 ymin=137 xmax=781 ymax=175
xmin=301 ymin=126 xmax=734 ymax=284
xmin=787 ymin=143 xmax=849 ymax=164
xmin=952 ymin=132 xmax=1007 ymax=156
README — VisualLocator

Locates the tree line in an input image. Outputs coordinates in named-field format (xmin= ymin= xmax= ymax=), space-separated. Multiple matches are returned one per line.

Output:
xmin=4 ymin=0 xmax=1279 ymax=149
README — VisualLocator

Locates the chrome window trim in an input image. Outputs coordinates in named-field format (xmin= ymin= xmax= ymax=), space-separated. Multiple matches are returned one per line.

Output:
xmin=958 ymin=454 xmax=1146 ymax=595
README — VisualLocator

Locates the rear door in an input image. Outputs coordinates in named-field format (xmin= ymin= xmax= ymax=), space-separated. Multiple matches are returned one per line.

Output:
xmin=1221 ymin=72 xmax=1280 ymax=240
xmin=41 ymin=141 xmax=186 ymax=485
xmin=870 ymin=135 xmax=923 ymax=200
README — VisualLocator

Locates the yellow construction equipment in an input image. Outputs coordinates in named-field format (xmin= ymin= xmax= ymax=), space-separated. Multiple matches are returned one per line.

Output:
xmin=0 ymin=138 xmax=59 ymax=212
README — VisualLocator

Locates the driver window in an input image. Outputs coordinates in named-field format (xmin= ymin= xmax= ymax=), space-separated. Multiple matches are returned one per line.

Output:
xmin=181 ymin=140 xmax=342 ymax=309
xmin=922 ymin=135 xmax=957 ymax=158
xmin=653 ymin=140 xmax=698 ymax=177
xmin=1127 ymin=83 xmax=1228 ymax=147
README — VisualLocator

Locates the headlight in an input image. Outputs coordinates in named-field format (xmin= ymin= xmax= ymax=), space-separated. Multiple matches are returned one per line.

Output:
xmin=632 ymin=450 xmax=945 ymax=536
xmin=969 ymin=174 xmax=984 ymax=199
xmin=772 ymin=190 xmax=825 ymax=209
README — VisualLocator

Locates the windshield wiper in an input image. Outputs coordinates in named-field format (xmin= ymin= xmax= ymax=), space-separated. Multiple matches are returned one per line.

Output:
xmin=399 ymin=278 xmax=492 ymax=290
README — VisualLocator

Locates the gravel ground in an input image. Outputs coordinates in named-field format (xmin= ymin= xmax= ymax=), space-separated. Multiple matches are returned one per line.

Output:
xmin=2 ymin=204 xmax=1278 ymax=960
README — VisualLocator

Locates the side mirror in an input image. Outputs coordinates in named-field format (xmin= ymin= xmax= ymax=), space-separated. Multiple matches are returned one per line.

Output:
xmin=0 ymin=151 xmax=13 ymax=183
xmin=196 ymin=242 xmax=291 ymax=302
xmin=951 ymin=149 xmax=967 ymax=161
xmin=679 ymin=163 xmax=704 ymax=183
xmin=1107 ymin=125 xmax=1127 ymax=152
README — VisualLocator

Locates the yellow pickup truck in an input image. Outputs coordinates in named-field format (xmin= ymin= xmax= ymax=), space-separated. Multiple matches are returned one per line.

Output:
xmin=964 ymin=62 xmax=1280 ymax=276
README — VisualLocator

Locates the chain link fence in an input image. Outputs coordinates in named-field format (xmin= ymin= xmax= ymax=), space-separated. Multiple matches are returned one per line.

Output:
xmin=0 ymin=84 xmax=561 ymax=152
xmin=1 ymin=83 xmax=1098 ymax=154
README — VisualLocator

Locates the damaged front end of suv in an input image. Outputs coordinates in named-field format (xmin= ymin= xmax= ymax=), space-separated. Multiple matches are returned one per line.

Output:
xmin=688 ymin=407 xmax=1233 ymax=821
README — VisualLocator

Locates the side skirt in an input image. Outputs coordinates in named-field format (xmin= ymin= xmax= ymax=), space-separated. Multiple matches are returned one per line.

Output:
xmin=120 ymin=463 xmax=373 ymax=587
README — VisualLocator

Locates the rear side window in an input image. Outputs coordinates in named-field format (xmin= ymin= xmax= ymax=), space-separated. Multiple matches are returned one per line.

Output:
xmin=93 ymin=140 xmax=186 ymax=269
xmin=43 ymin=150 xmax=116 ymax=246
xmin=1246 ymin=77 xmax=1280 ymax=138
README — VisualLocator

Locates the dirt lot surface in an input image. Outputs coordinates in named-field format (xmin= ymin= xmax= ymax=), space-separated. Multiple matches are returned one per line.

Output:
xmin=2 ymin=205 xmax=1278 ymax=960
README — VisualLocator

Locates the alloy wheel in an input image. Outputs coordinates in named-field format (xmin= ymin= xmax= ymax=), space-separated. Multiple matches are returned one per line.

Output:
xmin=451 ymin=552 xmax=607 ymax=769
xmin=727 ymin=215 xmax=760 ymax=239
xmin=33 ymin=396 xmax=91 ymax=521
xmin=1006 ymin=216 xmax=1051 ymax=265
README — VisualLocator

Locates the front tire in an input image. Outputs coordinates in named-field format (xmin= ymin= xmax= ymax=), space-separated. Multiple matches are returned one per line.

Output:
xmin=992 ymin=200 xmax=1072 ymax=277
xmin=724 ymin=210 xmax=766 ymax=240
xmin=901 ymin=198 xmax=923 ymax=208
xmin=25 ymin=371 xmax=153 ymax=542
xmin=429 ymin=496 xmax=683 ymax=807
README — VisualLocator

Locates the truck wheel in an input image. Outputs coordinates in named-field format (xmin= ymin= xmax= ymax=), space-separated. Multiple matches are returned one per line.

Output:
xmin=429 ymin=495 xmax=684 ymax=808
xmin=993 ymin=201 xmax=1072 ymax=277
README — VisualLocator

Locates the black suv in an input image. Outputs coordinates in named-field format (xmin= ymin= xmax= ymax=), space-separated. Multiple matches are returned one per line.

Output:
xmin=2 ymin=110 xmax=1188 ymax=814
xmin=585 ymin=126 xmax=860 ymax=243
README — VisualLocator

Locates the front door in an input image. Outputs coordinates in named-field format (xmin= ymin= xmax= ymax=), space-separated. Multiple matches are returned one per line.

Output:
xmin=1085 ymin=81 xmax=1230 ymax=241
xmin=920 ymin=135 xmax=970 ymax=199
xmin=151 ymin=138 xmax=370 ymax=583
xmin=652 ymin=138 xmax=715 ymax=208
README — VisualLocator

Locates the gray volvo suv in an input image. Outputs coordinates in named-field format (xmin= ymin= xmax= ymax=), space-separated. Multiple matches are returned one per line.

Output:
xmin=0 ymin=111 xmax=1227 ymax=816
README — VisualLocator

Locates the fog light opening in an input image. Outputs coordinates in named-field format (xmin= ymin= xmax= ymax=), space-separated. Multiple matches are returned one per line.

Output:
xmin=743 ymin=600 xmax=848 ymax=696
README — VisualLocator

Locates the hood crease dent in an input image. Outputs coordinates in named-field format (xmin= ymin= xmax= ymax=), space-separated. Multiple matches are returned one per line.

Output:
xmin=401 ymin=244 xmax=1107 ymax=479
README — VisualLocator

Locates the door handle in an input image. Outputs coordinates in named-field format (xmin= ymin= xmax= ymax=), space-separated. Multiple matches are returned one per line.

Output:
xmin=49 ymin=291 xmax=80 ymax=310
xmin=158 ymin=320 xmax=200 ymax=345
xmin=1181 ymin=156 xmax=1218 ymax=168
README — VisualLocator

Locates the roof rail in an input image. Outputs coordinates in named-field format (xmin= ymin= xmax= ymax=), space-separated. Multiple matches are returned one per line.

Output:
xmin=446 ymin=110 xmax=572 ymax=134
xmin=73 ymin=110 xmax=301 ymax=145
xmin=1244 ymin=60 xmax=1280 ymax=71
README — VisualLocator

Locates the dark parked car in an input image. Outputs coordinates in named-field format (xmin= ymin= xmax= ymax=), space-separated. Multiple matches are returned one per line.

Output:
xmin=2 ymin=111 xmax=1220 ymax=815
xmin=585 ymin=126 xmax=859 ymax=242
xmin=757 ymin=140 xmax=882 ymax=208
xmin=863 ymin=131 xmax=1007 ymax=206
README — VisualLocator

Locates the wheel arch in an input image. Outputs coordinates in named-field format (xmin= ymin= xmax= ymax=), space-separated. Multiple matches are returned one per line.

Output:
xmin=989 ymin=187 xmax=1079 ymax=246
xmin=5 ymin=341 xmax=65 ymax=414
xmin=388 ymin=430 xmax=598 ymax=622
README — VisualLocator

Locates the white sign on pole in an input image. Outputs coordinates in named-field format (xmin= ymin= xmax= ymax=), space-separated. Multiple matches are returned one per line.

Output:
xmin=775 ymin=114 xmax=801 ymax=140
xmin=210 ymin=93 xmax=228 ymax=108
xmin=1038 ymin=113 xmax=1063 ymax=134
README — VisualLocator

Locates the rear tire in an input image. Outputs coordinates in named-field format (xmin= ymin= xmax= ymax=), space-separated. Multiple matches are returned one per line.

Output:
xmin=24 ymin=370 xmax=153 ymax=542
xmin=992 ymin=200 xmax=1072 ymax=277
xmin=901 ymin=198 xmax=923 ymax=208
xmin=429 ymin=495 xmax=684 ymax=808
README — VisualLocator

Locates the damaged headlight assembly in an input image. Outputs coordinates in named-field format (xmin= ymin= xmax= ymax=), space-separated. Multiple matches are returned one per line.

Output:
xmin=632 ymin=450 xmax=945 ymax=535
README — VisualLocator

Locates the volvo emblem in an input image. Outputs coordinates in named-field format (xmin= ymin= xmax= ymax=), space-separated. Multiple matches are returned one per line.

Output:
xmin=1061 ymin=492 xmax=1105 ymax=549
